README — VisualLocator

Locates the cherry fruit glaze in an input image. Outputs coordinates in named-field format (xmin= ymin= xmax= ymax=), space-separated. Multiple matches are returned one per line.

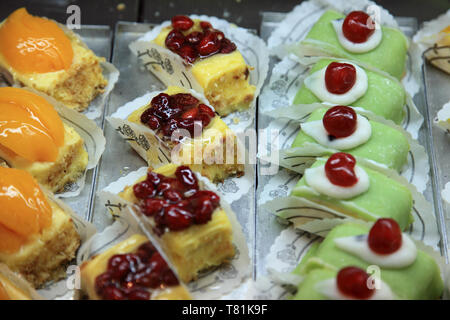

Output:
xmin=336 ymin=266 xmax=375 ymax=299
xmin=342 ymin=11 xmax=376 ymax=43
xmin=323 ymin=106 xmax=357 ymax=138
xmin=133 ymin=166 xmax=220 ymax=234
xmin=325 ymin=152 xmax=358 ymax=187
xmin=368 ymin=218 xmax=403 ymax=254
xmin=95 ymin=241 xmax=179 ymax=300
xmin=140 ymin=92 xmax=215 ymax=140
xmin=325 ymin=62 xmax=357 ymax=94
xmin=164 ymin=15 xmax=237 ymax=64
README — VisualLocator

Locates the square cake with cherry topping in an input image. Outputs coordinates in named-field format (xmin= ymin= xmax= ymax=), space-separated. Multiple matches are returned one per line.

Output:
xmin=119 ymin=164 xmax=235 ymax=283
xmin=80 ymin=234 xmax=192 ymax=300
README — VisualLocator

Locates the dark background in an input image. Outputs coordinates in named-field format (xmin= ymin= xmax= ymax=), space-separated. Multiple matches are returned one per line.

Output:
xmin=0 ymin=0 xmax=448 ymax=30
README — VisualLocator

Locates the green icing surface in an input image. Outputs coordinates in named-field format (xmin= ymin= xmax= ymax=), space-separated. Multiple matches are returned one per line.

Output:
xmin=293 ymin=223 xmax=443 ymax=300
xmin=291 ymin=108 xmax=410 ymax=171
xmin=302 ymin=10 xmax=408 ymax=79
xmin=291 ymin=159 xmax=413 ymax=230
xmin=293 ymin=58 xmax=406 ymax=124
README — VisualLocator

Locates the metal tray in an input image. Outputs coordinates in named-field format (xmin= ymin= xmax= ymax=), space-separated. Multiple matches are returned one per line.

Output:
xmin=423 ymin=59 xmax=450 ymax=260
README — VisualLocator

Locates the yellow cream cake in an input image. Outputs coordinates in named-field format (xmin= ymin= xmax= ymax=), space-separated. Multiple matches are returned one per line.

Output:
xmin=0 ymin=8 xmax=108 ymax=111
xmin=0 ymin=87 xmax=88 ymax=193
xmin=0 ymin=168 xmax=80 ymax=288
xmin=128 ymin=86 xmax=244 ymax=183
xmin=119 ymin=164 xmax=235 ymax=283
xmin=80 ymin=234 xmax=192 ymax=300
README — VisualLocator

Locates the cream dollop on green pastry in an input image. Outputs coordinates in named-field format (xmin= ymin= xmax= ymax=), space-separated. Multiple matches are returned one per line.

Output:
xmin=288 ymin=153 xmax=413 ymax=230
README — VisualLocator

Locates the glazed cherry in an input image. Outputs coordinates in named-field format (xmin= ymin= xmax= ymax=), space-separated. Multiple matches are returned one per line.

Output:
xmin=368 ymin=218 xmax=403 ymax=254
xmin=170 ymin=93 xmax=199 ymax=108
xmin=221 ymin=38 xmax=237 ymax=54
xmin=175 ymin=165 xmax=199 ymax=191
xmin=177 ymin=45 xmax=197 ymax=64
xmin=198 ymin=32 xmax=221 ymax=57
xmin=200 ymin=21 xmax=212 ymax=30
xmin=342 ymin=11 xmax=375 ymax=43
xmin=165 ymin=206 xmax=193 ymax=231
xmin=171 ymin=15 xmax=194 ymax=31
xmin=323 ymin=106 xmax=357 ymax=138
xmin=165 ymin=29 xmax=185 ymax=51
xmin=133 ymin=181 xmax=156 ymax=199
xmin=325 ymin=62 xmax=357 ymax=95
xmin=336 ymin=266 xmax=374 ymax=299
xmin=141 ymin=198 xmax=166 ymax=216
xmin=325 ymin=152 xmax=358 ymax=187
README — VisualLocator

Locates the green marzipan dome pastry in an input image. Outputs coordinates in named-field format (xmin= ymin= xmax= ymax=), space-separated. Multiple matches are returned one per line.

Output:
xmin=291 ymin=159 xmax=413 ymax=230
xmin=292 ymin=223 xmax=443 ymax=300
xmin=291 ymin=107 xmax=410 ymax=172
xmin=294 ymin=59 xmax=406 ymax=124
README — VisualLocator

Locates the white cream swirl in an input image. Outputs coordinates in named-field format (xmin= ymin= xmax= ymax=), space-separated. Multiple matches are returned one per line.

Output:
xmin=334 ymin=233 xmax=417 ymax=268
xmin=331 ymin=19 xmax=382 ymax=53
xmin=315 ymin=277 xmax=395 ymax=300
xmin=301 ymin=114 xmax=372 ymax=150
xmin=304 ymin=164 xmax=370 ymax=199
xmin=304 ymin=62 xmax=368 ymax=105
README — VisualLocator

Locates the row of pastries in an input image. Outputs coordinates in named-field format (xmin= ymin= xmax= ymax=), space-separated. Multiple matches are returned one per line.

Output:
xmin=0 ymin=3 xmax=446 ymax=300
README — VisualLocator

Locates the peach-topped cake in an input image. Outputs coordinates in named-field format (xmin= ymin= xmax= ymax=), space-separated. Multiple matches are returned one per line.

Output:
xmin=152 ymin=15 xmax=255 ymax=116
xmin=119 ymin=164 xmax=235 ymax=283
xmin=0 ymin=8 xmax=107 ymax=111
xmin=0 ymin=167 xmax=80 ymax=287
xmin=80 ymin=234 xmax=192 ymax=300
xmin=0 ymin=87 xmax=88 ymax=193
xmin=127 ymin=86 xmax=244 ymax=182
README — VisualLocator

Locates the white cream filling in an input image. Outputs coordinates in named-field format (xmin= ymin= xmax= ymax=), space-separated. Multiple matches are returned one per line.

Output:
xmin=331 ymin=19 xmax=382 ymax=53
xmin=315 ymin=277 xmax=395 ymax=300
xmin=334 ymin=233 xmax=417 ymax=268
xmin=304 ymin=62 xmax=368 ymax=105
xmin=304 ymin=164 xmax=369 ymax=199
xmin=301 ymin=114 xmax=372 ymax=150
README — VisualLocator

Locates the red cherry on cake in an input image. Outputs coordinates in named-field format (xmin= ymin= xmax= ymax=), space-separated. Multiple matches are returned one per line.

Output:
xmin=325 ymin=62 xmax=357 ymax=95
xmin=336 ymin=266 xmax=374 ymax=299
xmin=342 ymin=11 xmax=376 ymax=43
xmin=368 ymin=218 xmax=403 ymax=254
xmin=325 ymin=152 xmax=358 ymax=187
xmin=171 ymin=15 xmax=194 ymax=31
xmin=198 ymin=32 xmax=221 ymax=57
xmin=165 ymin=29 xmax=185 ymax=51
xmin=323 ymin=106 xmax=357 ymax=138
